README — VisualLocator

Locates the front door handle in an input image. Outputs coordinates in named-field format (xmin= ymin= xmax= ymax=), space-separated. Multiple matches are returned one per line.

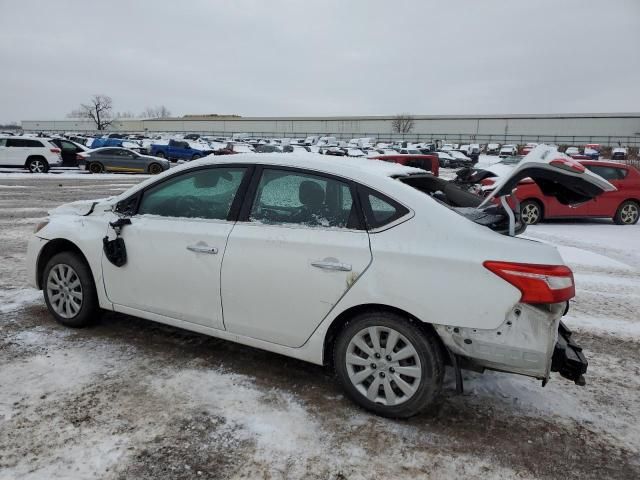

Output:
xmin=311 ymin=260 xmax=352 ymax=271
xmin=186 ymin=244 xmax=218 ymax=254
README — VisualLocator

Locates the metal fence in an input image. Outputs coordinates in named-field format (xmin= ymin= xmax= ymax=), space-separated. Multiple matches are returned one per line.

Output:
xmin=23 ymin=128 xmax=640 ymax=148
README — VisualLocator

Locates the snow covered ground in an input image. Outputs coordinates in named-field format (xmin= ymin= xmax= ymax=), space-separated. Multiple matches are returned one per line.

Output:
xmin=0 ymin=173 xmax=639 ymax=479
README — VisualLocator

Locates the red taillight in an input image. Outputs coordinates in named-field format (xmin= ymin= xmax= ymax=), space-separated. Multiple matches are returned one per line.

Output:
xmin=75 ymin=154 xmax=84 ymax=160
xmin=483 ymin=261 xmax=575 ymax=304
xmin=550 ymin=157 xmax=585 ymax=173
xmin=50 ymin=148 xmax=61 ymax=153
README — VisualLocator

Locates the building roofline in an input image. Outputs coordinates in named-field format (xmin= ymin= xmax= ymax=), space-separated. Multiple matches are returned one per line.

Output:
xmin=141 ymin=113 xmax=640 ymax=122
xmin=22 ymin=112 xmax=640 ymax=123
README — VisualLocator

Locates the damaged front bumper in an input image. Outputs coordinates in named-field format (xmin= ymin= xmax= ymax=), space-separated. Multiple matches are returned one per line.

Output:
xmin=549 ymin=321 xmax=588 ymax=386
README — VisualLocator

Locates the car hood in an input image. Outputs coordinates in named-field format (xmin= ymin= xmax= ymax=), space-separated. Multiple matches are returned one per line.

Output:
xmin=48 ymin=197 xmax=115 ymax=216
xmin=479 ymin=145 xmax=615 ymax=208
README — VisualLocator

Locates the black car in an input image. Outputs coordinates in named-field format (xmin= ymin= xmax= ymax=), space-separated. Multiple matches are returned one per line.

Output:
xmin=50 ymin=138 xmax=87 ymax=167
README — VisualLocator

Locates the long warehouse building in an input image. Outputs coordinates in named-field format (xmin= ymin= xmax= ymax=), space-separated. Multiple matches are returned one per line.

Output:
xmin=21 ymin=112 xmax=640 ymax=146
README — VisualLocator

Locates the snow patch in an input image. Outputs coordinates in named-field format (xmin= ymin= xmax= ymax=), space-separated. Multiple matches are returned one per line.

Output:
xmin=0 ymin=288 xmax=42 ymax=314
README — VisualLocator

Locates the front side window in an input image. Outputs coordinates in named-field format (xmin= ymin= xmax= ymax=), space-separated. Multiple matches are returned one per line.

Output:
xmin=7 ymin=139 xmax=29 ymax=147
xmin=60 ymin=140 xmax=78 ymax=151
xmin=249 ymin=169 xmax=358 ymax=228
xmin=138 ymin=167 xmax=246 ymax=220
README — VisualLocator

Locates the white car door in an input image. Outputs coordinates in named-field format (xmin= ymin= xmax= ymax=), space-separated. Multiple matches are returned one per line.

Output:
xmin=221 ymin=167 xmax=372 ymax=348
xmin=102 ymin=166 xmax=250 ymax=329
xmin=6 ymin=138 xmax=28 ymax=165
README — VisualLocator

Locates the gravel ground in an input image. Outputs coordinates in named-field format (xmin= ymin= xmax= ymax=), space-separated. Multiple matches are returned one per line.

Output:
xmin=1 ymin=170 xmax=639 ymax=480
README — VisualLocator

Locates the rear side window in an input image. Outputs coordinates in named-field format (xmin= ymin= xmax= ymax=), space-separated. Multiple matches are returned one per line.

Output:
xmin=585 ymin=165 xmax=627 ymax=180
xmin=359 ymin=187 xmax=409 ymax=230
xmin=249 ymin=169 xmax=358 ymax=229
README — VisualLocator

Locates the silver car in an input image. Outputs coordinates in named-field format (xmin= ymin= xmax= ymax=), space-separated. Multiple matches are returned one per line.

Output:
xmin=80 ymin=148 xmax=170 ymax=174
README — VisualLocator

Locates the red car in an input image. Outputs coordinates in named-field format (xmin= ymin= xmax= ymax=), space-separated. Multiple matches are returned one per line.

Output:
xmin=490 ymin=160 xmax=640 ymax=225
xmin=370 ymin=154 xmax=439 ymax=177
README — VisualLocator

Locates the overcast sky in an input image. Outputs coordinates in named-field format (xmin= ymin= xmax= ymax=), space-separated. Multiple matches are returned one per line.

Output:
xmin=1 ymin=0 xmax=639 ymax=123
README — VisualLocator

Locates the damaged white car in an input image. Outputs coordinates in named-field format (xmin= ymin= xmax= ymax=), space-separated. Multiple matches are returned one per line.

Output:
xmin=26 ymin=147 xmax=614 ymax=418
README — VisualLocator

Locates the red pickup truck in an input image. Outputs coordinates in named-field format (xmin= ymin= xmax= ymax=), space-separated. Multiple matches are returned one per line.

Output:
xmin=369 ymin=154 xmax=439 ymax=177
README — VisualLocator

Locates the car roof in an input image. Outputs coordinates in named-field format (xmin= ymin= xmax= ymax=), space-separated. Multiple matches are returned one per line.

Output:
xmin=579 ymin=159 xmax=631 ymax=168
xmin=118 ymin=152 xmax=424 ymax=200
xmin=0 ymin=135 xmax=52 ymax=140
xmin=88 ymin=147 xmax=137 ymax=153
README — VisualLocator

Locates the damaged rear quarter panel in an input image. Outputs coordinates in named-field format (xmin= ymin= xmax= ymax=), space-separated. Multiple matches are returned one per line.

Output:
xmin=435 ymin=302 xmax=564 ymax=380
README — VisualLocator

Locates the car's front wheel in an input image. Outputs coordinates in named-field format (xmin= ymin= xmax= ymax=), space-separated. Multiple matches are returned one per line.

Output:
xmin=26 ymin=157 xmax=49 ymax=173
xmin=520 ymin=199 xmax=543 ymax=225
xmin=334 ymin=311 xmax=443 ymax=418
xmin=43 ymin=252 xmax=99 ymax=327
xmin=614 ymin=200 xmax=639 ymax=225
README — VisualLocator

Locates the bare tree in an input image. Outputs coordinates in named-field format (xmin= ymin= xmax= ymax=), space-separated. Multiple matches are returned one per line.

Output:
xmin=140 ymin=105 xmax=172 ymax=119
xmin=68 ymin=94 xmax=114 ymax=130
xmin=392 ymin=113 xmax=415 ymax=134
xmin=116 ymin=111 xmax=135 ymax=119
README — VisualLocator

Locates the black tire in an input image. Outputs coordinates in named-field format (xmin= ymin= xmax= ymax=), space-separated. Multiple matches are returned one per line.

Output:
xmin=148 ymin=163 xmax=163 ymax=175
xmin=520 ymin=199 xmax=543 ymax=225
xmin=613 ymin=200 xmax=640 ymax=225
xmin=192 ymin=154 xmax=202 ymax=160
xmin=155 ymin=151 xmax=166 ymax=159
xmin=43 ymin=252 xmax=99 ymax=328
xmin=88 ymin=162 xmax=104 ymax=174
xmin=333 ymin=311 xmax=444 ymax=418
xmin=26 ymin=157 xmax=49 ymax=173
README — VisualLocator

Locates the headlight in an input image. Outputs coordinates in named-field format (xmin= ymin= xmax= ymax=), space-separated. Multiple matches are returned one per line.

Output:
xmin=34 ymin=220 xmax=49 ymax=233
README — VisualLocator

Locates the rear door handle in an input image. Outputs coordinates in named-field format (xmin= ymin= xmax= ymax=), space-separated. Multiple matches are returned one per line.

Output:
xmin=311 ymin=260 xmax=352 ymax=271
xmin=186 ymin=244 xmax=218 ymax=254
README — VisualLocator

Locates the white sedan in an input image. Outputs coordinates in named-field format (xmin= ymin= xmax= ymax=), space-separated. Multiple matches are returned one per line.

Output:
xmin=26 ymin=149 xmax=611 ymax=417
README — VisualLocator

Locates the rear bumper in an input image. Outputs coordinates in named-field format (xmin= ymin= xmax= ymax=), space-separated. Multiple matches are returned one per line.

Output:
xmin=550 ymin=321 xmax=588 ymax=385
xmin=435 ymin=302 xmax=574 ymax=383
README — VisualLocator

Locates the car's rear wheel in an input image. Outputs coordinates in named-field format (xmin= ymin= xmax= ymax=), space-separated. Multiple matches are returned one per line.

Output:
xmin=521 ymin=200 xmax=543 ymax=225
xmin=614 ymin=200 xmax=639 ymax=225
xmin=88 ymin=162 xmax=104 ymax=174
xmin=148 ymin=163 xmax=163 ymax=175
xmin=334 ymin=311 xmax=443 ymax=418
xmin=43 ymin=252 xmax=99 ymax=328
xmin=26 ymin=157 xmax=49 ymax=173
xmin=192 ymin=154 xmax=202 ymax=160
xmin=155 ymin=152 xmax=166 ymax=159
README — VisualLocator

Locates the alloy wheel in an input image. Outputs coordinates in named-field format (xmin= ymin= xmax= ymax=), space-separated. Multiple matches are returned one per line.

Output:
xmin=46 ymin=263 xmax=83 ymax=319
xmin=29 ymin=160 xmax=45 ymax=173
xmin=621 ymin=203 xmax=639 ymax=224
xmin=345 ymin=326 xmax=422 ymax=406
xmin=521 ymin=203 xmax=540 ymax=224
